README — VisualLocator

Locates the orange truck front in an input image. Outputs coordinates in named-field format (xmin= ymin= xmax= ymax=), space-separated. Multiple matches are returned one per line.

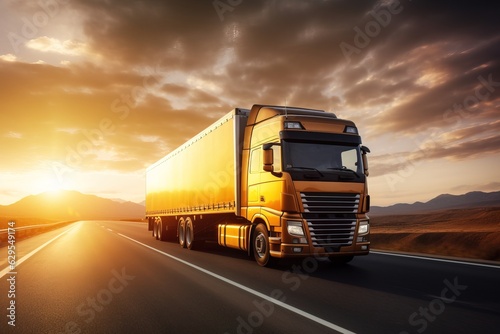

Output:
xmin=238 ymin=105 xmax=370 ymax=266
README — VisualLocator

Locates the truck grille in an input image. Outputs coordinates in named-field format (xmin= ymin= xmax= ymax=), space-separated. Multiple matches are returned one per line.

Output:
xmin=300 ymin=192 xmax=359 ymax=249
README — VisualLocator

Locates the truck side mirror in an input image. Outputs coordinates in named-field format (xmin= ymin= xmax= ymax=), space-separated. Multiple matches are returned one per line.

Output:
xmin=361 ymin=145 xmax=370 ymax=176
xmin=263 ymin=145 xmax=274 ymax=172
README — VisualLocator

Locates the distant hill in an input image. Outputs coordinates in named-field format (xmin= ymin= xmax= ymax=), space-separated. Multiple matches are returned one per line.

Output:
xmin=0 ymin=190 xmax=145 ymax=220
xmin=371 ymin=191 xmax=500 ymax=215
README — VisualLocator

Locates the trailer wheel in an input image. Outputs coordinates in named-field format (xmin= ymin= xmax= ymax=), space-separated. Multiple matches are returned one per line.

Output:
xmin=157 ymin=219 xmax=167 ymax=241
xmin=157 ymin=220 xmax=162 ymax=240
xmin=154 ymin=217 xmax=162 ymax=240
xmin=178 ymin=218 xmax=186 ymax=248
xmin=153 ymin=219 xmax=158 ymax=239
xmin=185 ymin=217 xmax=195 ymax=250
xmin=252 ymin=224 xmax=274 ymax=267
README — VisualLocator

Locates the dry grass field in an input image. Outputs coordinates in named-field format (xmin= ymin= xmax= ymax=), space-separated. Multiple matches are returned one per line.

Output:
xmin=370 ymin=207 xmax=500 ymax=261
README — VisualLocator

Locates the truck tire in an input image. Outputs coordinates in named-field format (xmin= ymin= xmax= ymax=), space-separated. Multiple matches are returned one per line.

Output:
xmin=185 ymin=217 xmax=195 ymax=250
xmin=157 ymin=219 xmax=167 ymax=241
xmin=153 ymin=220 xmax=158 ymax=239
xmin=178 ymin=218 xmax=186 ymax=248
xmin=154 ymin=217 xmax=162 ymax=240
xmin=252 ymin=224 xmax=274 ymax=267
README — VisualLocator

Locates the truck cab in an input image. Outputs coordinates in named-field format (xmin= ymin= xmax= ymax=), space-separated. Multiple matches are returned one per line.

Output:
xmin=241 ymin=105 xmax=370 ymax=266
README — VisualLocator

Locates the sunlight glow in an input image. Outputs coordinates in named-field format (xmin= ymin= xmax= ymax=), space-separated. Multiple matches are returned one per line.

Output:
xmin=32 ymin=170 xmax=67 ymax=196
xmin=42 ymin=180 xmax=66 ymax=195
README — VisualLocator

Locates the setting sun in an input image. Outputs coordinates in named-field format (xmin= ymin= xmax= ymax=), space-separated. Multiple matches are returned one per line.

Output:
xmin=31 ymin=170 xmax=67 ymax=197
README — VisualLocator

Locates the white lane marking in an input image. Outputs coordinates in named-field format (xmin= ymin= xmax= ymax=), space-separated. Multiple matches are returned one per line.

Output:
xmin=371 ymin=250 xmax=500 ymax=269
xmin=106 ymin=228 xmax=113 ymax=232
xmin=117 ymin=233 xmax=355 ymax=334
xmin=0 ymin=223 xmax=80 ymax=279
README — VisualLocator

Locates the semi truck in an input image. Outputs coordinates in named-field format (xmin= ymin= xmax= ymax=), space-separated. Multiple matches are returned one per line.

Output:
xmin=145 ymin=104 xmax=370 ymax=266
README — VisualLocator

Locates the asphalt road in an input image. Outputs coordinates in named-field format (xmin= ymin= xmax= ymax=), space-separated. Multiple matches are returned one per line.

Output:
xmin=1 ymin=221 xmax=499 ymax=333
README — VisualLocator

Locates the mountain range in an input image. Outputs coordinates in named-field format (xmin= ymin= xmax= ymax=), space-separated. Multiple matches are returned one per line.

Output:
xmin=370 ymin=190 xmax=500 ymax=215
xmin=0 ymin=190 xmax=145 ymax=220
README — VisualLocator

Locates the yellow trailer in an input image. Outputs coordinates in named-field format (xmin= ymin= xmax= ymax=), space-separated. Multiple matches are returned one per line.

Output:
xmin=146 ymin=105 xmax=370 ymax=266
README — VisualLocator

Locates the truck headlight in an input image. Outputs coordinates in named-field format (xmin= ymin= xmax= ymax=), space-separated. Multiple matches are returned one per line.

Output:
xmin=287 ymin=221 xmax=305 ymax=236
xmin=358 ymin=221 xmax=369 ymax=235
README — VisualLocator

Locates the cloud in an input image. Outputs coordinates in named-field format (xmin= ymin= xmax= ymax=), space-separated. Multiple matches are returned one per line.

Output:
xmin=69 ymin=0 xmax=230 ymax=71
xmin=425 ymin=134 xmax=500 ymax=161
xmin=367 ymin=40 xmax=500 ymax=135
xmin=370 ymin=129 xmax=500 ymax=178
xmin=50 ymin=0 xmax=498 ymax=124
xmin=26 ymin=36 xmax=89 ymax=56
xmin=0 ymin=53 xmax=17 ymax=62
xmin=0 ymin=57 xmax=228 ymax=173
xmin=441 ymin=120 xmax=500 ymax=142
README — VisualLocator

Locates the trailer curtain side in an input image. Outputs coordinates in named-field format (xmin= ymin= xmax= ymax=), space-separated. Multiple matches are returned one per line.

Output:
xmin=146 ymin=109 xmax=249 ymax=217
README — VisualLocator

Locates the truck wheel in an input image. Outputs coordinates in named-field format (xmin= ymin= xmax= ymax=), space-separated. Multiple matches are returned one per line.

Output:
xmin=154 ymin=217 xmax=162 ymax=240
xmin=178 ymin=218 xmax=186 ymax=248
xmin=252 ymin=224 xmax=273 ymax=267
xmin=153 ymin=220 xmax=158 ymax=239
xmin=185 ymin=217 xmax=195 ymax=250
xmin=158 ymin=219 xmax=166 ymax=241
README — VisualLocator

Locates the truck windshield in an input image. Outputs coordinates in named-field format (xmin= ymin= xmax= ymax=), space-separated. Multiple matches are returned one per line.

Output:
xmin=283 ymin=141 xmax=363 ymax=180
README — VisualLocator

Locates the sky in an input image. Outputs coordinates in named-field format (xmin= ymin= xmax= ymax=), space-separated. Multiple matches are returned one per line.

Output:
xmin=0 ymin=0 xmax=499 ymax=207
